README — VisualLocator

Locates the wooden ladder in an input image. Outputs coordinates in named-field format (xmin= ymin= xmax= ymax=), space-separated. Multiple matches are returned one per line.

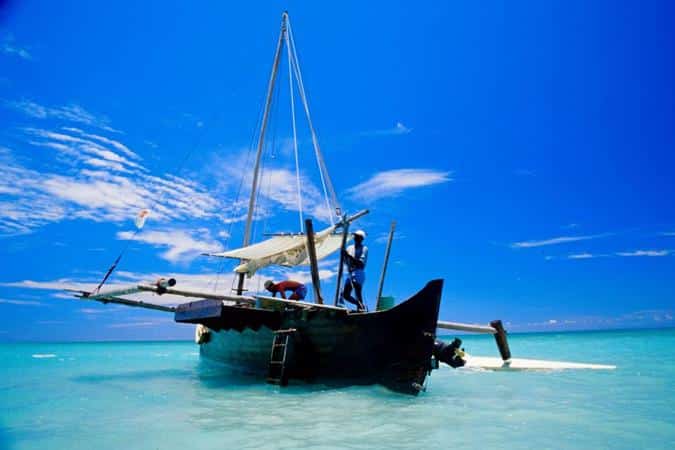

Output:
xmin=267 ymin=328 xmax=296 ymax=386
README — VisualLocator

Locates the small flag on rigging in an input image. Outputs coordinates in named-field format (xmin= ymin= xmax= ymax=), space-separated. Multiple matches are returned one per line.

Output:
xmin=135 ymin=209 xmax=150 ymax=230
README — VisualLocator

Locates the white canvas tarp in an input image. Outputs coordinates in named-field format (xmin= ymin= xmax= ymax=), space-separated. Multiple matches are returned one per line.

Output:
xmin=207 ymin=225 xmax=348 ymax=277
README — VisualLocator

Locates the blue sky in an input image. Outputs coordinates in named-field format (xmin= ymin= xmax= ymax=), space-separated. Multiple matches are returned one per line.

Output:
xmin=1 ymin=1 xmax=674 ymax=341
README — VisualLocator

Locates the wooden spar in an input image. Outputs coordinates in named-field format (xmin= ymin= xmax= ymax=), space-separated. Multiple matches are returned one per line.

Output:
xmin=86 ymin=278 xmax=176 ymax=300
xmin=237 ymin=12 xmax=288 ymax=296
xmin=375 ymin=221 xmax=396 ymax=309
xmin=437 ymin=320 xmax=497 ymax=334
xmin=78 ymin=294 xmax=176 ymax=313
xmin=304 ymin=218 xmax=323 ymax=304
xmin=83 ymin=283 xmax=256 ymax=304
xmin=254 ymin=294 xmax=347 ymax=311
xmin=343 ymin=209 xmax=369 ymax=224
xmin=333 ymin=217 xmax=349 ymax=305
xmin=438 ymin=319 xmax=513 ymax=361
xmin=136 ymin=285 xmax=256 ymax=304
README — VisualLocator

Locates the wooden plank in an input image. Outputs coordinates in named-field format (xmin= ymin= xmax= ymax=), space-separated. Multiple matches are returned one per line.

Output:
xmin=137 ymin=285 xmax=256 ymax=304
xmin=437 ymin=320 xmax=497 ymax=334
xmin=76 ymin=294 xmax=175 ymax=313
xmin=254 ymin=294 xmax=348 ymax=312
xmin=304 ymin=218 xmax=323 ymax=304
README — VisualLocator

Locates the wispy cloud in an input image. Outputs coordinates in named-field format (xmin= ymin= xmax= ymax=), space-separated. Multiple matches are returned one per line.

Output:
xmin=361 ymin=122 xmax=412 ymax=137
xmin=511 ymin=234 xmax=604 ymax=248
xmin=0 ymin=298 xmax=43 ymax=306
xmin=5 ymin=99 xmax=119 ymax=133
xmin=510 ymin=309 xmax=674 ymax=331
xmin=567 ymin=252 xmax=597 ymax=259
xmin=214 ymin=151 xmax=334 ymax=224
xmin=261 ymin=168 xmax=332 ymax=221
xmin=374 ymin=232 xmax=405 ymax=245
xmin=1 ymin=34 xmax=32 ymax=60
xmin=563 ymin=250 xmax=670 ymax=260
xmin=107 ymin=318 xmax=174 ymax=329
xmin=347 ymin=168 xmax=451 ymax=202
xmin=117 ymin=228 xmax=224 ymax=263
xmin=0 ymin=126 xmax=226 ymax=235
xmin=616 ymin=249 xmax=670 ymax=257
xmin=660 ymin=232 xmax=675 ymax=236
xmin=79 ymin=307 xmax=117 ymax=314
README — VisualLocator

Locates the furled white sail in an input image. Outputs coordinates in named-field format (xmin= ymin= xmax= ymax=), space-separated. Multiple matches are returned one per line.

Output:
xmin=207 ymin=225 xmax=348 ymax=277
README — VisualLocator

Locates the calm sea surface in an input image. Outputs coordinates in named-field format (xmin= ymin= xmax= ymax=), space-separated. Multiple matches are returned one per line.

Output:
xmin=1 ymin=328 xmax=674 ymax=449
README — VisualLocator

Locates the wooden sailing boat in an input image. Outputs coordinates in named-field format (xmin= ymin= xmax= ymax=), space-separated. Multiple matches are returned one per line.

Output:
xmin=73 ymin=12 xmax=522 ymax=395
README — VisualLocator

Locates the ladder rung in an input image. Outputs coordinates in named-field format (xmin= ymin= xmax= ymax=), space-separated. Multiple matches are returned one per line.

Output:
xmin=275 ymin=328 xmax=297 ymax=334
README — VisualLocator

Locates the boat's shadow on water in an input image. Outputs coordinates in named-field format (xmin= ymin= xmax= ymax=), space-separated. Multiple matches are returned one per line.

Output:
xmin=70 ymin=360 xmax=403 ymax=397
xmin=72 ymin=368 xmax=195 ymax=384
xmin=0 ymin=423 xmax=12 ymax=450
xmin=194 ymin=359 xmax=384 ymax=395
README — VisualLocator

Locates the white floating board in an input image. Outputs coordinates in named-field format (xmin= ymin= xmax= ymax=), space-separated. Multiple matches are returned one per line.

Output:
xmin=456 ymin=355 xmax=615 ymax=371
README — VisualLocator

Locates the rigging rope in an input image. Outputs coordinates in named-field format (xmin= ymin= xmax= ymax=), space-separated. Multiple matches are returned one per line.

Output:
xmin=94 ymin=107 xmax=223 ymax=294
xmin=285 ymin=26 xmax=304 ymax=232
xmin=287 ymin=20 xmax=341 ymax=224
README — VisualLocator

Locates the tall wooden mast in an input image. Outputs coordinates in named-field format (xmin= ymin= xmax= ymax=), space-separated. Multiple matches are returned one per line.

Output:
xmin=236 ymin=12 xmax=288 ymax=295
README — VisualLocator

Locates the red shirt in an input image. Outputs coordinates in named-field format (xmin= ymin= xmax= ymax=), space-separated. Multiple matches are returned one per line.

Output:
xmin=271 ymin=280 xmax=304 ymax=299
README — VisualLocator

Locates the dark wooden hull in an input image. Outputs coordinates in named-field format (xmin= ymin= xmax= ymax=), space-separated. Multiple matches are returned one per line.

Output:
xmin=175 ymin=279 xmax=443 ymax=394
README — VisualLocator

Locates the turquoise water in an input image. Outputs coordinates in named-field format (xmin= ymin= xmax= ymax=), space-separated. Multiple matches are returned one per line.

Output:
xmin=1 ymin=329 xmax=674 ymax=449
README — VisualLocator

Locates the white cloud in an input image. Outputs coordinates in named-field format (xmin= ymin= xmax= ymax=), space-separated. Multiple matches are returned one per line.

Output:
xmin=347 ymin=168 xmax=451 ymax=202
xmin=1 ymin=34 xmax=32 ymax=60
xmin=80 ymin=308 xmax=114 ymax=314
xmin=6 ymin=100 xmax=118 ymax=132
xmin=62 ymin=127 xmax=139 ymax=160
xmin=361 ymin=122 xmax=412 ymax=136
xmin=0 ymin=127 xmax=228 ymax=235
xmin=25 ymin=128 xmax=143 ymax=169
xmin=511 ymin=234 xmax=604 ymax=248
xmin=616 ymin=250 xmax=670 ymax=257
xmin=660 ymin=232 xmax=675 ymax=236
xmin=107 ymin=320 xmax=173 ymax=329
xmin=568 ymin=253 xmax=596 ymax=259
xmin=214 ymin=151 xmax=334 ymax=224
xmin=117 ymin=228 xmax=224 ymax=263
xmin=263 ymin=168 xmax=332 ymax=221
xmin=0 ymin=298 xmax=43 ymax=306
xmin=374 ymin=232 xmax=405 ymax=245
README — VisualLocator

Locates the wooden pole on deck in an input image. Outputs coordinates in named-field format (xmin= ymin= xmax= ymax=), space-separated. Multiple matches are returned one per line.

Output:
xmin=375 ymin=221 xmax=396 ymax=310
xmin=305 ymin=219 xmax=323 ymax=304
xmin=490 ymin=320 xmax=512 ymax=361
xmin=333 ymin=217 xmax=350 ymax=305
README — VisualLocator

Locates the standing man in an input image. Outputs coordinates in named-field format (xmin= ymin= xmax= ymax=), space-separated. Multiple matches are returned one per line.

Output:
xmin=341 ymin=229 xmax=368 ymax=311
xmin=264 ymin=279 xmax=307 ymax=300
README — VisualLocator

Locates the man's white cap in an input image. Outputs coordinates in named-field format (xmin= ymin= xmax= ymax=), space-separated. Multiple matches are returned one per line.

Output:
xmin=353 ymin=230 xmax=366 ymax=239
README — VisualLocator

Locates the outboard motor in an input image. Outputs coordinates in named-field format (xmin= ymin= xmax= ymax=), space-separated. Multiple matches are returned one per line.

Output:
xmin=433 ymin=338 xmax=466 ymax=368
